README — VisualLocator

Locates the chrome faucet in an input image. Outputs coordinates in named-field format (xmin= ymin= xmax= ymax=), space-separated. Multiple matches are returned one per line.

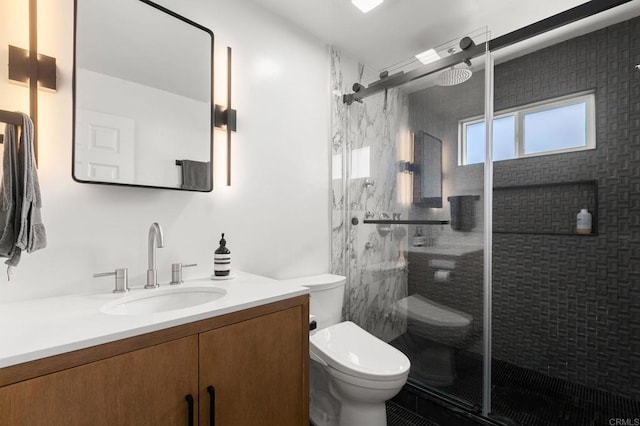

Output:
xmin=145 ymin=222 xmax=164 ymax=289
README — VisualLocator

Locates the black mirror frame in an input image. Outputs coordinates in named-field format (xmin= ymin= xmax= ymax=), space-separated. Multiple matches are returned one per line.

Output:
xmin=71 ymin=0 xmax=215 ymax=192
xmin=412 ymin=131 xmax=443 ymax=208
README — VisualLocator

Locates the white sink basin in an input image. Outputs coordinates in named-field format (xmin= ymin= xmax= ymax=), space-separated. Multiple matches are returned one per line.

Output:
xmin=101 ymin=286 xmax=227 ymax=315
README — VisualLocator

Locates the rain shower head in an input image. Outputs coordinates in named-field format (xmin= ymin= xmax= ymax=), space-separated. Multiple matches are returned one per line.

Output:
xmin=436 ymin=67 xmax=473 ymax=86
xmin=435 ymin=39 xmax=474 ymax=86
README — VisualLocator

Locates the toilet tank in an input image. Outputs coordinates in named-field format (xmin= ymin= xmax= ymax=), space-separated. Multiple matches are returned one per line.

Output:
xmin=283 ymin=274 xmax=346 ymax=330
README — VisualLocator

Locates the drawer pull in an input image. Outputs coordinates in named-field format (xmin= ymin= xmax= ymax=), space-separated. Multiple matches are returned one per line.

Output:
xmin=185 ymin=394 xmax=194 ymax=426
xmin=207 ymin=385 xmax=216 ymax=426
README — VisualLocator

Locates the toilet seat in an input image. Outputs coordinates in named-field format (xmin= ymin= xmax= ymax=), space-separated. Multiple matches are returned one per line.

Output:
xmin=327 ymin=365 xmax=409 ymax=391
xmin=310 ymin=321 xmax=410 ymax=381
xmin=398 ymin=294 xmax=471 ymax=327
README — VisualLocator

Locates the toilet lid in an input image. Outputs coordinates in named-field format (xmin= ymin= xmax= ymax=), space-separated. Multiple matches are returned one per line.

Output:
xmin=310 ymin=321 xmax=410 ymax=381
xmin=280 ymin=274 xmax=346 ymax=290
xmin=398 ymin=295 xmax=471 ymax=327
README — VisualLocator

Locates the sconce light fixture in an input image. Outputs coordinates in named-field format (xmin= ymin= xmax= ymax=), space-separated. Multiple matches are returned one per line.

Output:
xmin=2 ymin=0 xmax=58 ymax=163
xmin=8 ymin=45 xmax=57 ymax=91
xmin=214 ymin=46 xmax=237 ymax=186
xmin=397 ymin=160 xmax=417 ymax=174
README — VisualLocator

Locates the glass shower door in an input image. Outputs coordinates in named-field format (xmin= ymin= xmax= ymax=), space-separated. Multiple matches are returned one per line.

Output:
xmin=332 ymin=30 xmax=494 ymax=413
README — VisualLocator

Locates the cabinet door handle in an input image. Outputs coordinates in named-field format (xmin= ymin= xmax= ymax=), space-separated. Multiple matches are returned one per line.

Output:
xmin=207 ymin=385 xmax=216 ymax=426
xmin=185 ymin=394 xmax=194 ymax=426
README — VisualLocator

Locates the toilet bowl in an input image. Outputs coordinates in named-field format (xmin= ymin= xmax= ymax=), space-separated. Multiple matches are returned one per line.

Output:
xmin=396 ymin=294 xmax=472 ymax=385
xmin=311 ymin=321 xmax=410 ymax=426
xmin=399 ymin=294 xmax=472 ymax=345
xmin=282 ymin=274 xmax=411 ymax=426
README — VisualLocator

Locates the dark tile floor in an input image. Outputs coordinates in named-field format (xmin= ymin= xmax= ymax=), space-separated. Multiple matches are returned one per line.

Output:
xmin=391 ymin=333 xmax=640 ymax=426
xmin=387 ymin=401 xmax=439 ymax=426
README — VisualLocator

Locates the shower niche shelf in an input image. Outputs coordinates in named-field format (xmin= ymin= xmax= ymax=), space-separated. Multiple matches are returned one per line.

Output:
xmin=493 ymin=180 xmax=598 ymax=236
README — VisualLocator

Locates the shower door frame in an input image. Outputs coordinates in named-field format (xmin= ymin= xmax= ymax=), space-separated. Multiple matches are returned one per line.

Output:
xmin=482 ymin=51 xmax=494 ymax=417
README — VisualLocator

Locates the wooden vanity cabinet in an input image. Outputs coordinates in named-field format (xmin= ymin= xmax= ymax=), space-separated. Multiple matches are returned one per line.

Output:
xmin=0 ymin=336 xmax=199 ymax=426
xmin=199 ymin=305 xmax=306 ymax=425
xmin=0 ymin=295 xmax=309 ymax=426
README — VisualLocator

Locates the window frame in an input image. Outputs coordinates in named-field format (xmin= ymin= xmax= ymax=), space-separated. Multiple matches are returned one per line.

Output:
xmin=459 ymin=91 xmax=596 ymax=165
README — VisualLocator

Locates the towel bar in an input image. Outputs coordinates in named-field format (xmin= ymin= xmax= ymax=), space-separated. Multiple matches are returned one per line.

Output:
xmin=0 ymin=110 xmax=24 ymax=144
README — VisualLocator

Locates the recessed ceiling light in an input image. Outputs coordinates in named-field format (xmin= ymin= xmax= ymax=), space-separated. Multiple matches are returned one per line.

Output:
xmin=415 ymin=48 xmax=440 ymax=65
xmin=352 ymin=0 xmax=383 ymax=13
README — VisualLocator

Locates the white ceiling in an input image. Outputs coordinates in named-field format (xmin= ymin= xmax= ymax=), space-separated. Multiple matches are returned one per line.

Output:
xmin=249 ymin=0 xmax=640 ymax=75
xmin=75 ymin=0 xmax=640 ymax=99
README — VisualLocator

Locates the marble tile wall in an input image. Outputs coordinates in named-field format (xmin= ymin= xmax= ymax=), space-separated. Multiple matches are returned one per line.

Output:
xmin=330 ymin=47 xmax=410 ymax=342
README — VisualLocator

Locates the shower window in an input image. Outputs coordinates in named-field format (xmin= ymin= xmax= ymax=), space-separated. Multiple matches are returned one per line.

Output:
xmin=460 ymin=91 xmax=595 ymax=165
xmin=461 ymin=115 xmax=515 ymax=164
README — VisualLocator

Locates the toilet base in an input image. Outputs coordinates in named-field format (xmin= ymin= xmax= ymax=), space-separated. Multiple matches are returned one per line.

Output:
xmin=339 ymin=401 xmax=387 ymax=426
xmin=413 ymin=342 xmax=456 ymax=386
xmin=326 ymin=366 xmax=406 ymax=426
xmin=310 ymin=360 xmax=340 ymax=426
xmin=393 ymin=333 xmax=458 ymax=387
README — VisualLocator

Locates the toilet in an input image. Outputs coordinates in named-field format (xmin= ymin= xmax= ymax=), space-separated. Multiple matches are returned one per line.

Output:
xmin=286 ymin=274 xmax=410 ymax=426
xmin=396 ymin=294 xmax=472 ymax=385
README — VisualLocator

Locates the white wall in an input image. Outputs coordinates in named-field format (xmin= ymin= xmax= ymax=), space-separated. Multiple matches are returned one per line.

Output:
xmin=76 ymin=69 xmax=210 ymax=187
xmin=0 ymin=0 xmax=331 ymax=302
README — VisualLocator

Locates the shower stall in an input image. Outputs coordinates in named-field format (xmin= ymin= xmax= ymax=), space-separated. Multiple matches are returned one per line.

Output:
xmin=330 ymin=5 xmax=640 ymax=425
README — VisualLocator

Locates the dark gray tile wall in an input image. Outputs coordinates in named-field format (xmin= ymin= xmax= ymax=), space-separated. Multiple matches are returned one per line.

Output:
xmin=492 ymin=16 xmax=640 ymax=400
xmin=409 ymin=16 xmax=640 ymax=400
xmin=493 ymin=181 xmax=597 ymax=234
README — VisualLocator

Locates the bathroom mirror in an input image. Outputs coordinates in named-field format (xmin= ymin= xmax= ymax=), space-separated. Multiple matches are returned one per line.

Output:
xmin=73 ymin=0 xmax=213 ymax=191
xmin=413 ymin=131 xmax=442 ymax=208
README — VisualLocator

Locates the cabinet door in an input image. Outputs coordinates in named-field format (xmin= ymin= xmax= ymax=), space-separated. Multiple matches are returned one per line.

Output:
xmin=199 ymin=306 xmax=307 ymax=426
xmin=0 ymin=335 xmax=198 ymax=426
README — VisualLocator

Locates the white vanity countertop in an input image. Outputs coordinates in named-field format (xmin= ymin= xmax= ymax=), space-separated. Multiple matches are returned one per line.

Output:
xmin=0 ymin=271 xmax=308 ymax=369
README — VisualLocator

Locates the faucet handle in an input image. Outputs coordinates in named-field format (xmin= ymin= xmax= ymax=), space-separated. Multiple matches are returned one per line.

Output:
xmin=170 ymin=263 xmax=197 ymax=285
xmin=94 ymin=268 xmax=129 ymax=293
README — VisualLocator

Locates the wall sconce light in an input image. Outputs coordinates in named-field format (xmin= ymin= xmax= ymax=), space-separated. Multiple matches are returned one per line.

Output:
xmin=214 ymin=46 xmax=237 ymax=186
xmin=2 ymin=0 xmax=58 ymax=164
xmin=8 ymin=45 xmax=57 ymax=91
xmin=397 ymin=160 xmax=417 ymax=174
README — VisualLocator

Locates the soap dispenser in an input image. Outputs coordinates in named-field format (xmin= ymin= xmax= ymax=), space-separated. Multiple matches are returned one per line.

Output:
xmin=576 ymin=208 xmax=592 ymax=235
xmin=412 ymin=227 xmax=425 ymax=247
xmin=214 ymin=233 xmax=231 ymax=277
